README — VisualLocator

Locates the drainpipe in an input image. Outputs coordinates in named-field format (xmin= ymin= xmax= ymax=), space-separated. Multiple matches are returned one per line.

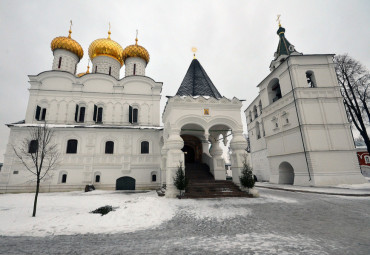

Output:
xmin=286 ymin=57 xmax=312 ymax=181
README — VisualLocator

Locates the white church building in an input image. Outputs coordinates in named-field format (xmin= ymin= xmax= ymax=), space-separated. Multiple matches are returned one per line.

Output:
xmin=0 ymin=25 xmax=247 ymax=197
xmin=245 ymin=23 xmax=366 ymax=186
xmin=0 ymin=23 xmax=365 ymax=196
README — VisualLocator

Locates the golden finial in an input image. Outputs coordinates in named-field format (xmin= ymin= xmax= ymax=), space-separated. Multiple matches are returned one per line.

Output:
xmin=192 ymin=47 xmax=197 ymax=59
xmin=276 ymin=14 xmax=281 ymax=27
xmin=108 ymin=22 xmax=111 ymax=39
xmin=86 ymin=59 xmax=90 ymax=73
xmin=135 ymin=29 xmax=138 ymax=45
xmin=68 ymin=20 xmax=73 ymax=38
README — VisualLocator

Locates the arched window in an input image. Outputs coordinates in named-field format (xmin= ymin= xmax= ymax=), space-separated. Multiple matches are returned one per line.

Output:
xmin=249 ymin=111 xmax=252 ymax=123
xmin=95 ymin=175 xmax=101 ymax=183
xmin=93 ymin=105 xmax=103 ymax=123
xmin=62 ymin=174 xmax=67 ymax=183
xmin=258 ymin=100 xmax=262 ymax=114
xmin=267 ymin=78 xmax=282 ymax=104
xmin=141 ymin=141 xmax=149 ymax=154
xmin=256 ymin=122 xmax=261 ymax=139
xmin=306 ymin=71 xmax=316 ymax=88
xmin=66 ymin=139 xmax=78 ymax=154
xmin=74 ymin=104 xmax=86 ymax=123
xmin=151 ymin=171 xmax=157 ymax=182
xmin=129 ymin=106 xmax=139 ymax=124
xmin=253 ymin=105 xmax=258 ymax=118
xmin=105 ymin=141 xmax=114 ymax=154
xmin=28 ymin=140 xmax=38 ymax=154
xmin=35 ymin=105 xmax=47 ymax=121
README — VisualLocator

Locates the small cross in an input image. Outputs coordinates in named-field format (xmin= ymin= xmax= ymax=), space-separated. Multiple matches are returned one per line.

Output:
xmin=276 ymin=15 xmax=281 ymax=26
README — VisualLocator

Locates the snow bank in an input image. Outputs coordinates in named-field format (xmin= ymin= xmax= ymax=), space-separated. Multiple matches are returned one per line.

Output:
xmin=0 ymin=190 xmax=296 ymax=237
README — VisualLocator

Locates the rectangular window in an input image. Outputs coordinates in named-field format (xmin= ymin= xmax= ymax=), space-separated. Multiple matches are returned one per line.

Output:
xmin=133 ymin=64 xmax=136 ymax=75
xmin=129 ymin=105 xmax=133 ymax=123
xmin=133 ymin=108 xmax=138 ymax=123
xmin=13 ymin=171 xmax=19 ymax=175
xmin=97 ymin=107 xmax=103 ymax=123
xmin=109 ymin=67 xmax=112 ymax=75
xmin=35 ymin=105 xmax=46 ymax=121
xmin=58 ymin=57 xmax=62 ymax=69
xmin=79 ymin=107 xmax=85 ymax=122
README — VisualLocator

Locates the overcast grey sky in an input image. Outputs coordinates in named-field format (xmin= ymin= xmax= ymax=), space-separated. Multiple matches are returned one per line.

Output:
xmin=0 ymin=0 xmax=369 ymax=162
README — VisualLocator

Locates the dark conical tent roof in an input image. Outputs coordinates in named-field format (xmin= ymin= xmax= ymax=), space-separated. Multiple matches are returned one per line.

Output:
xmin=274 ymin=25 xmax=299 ymax=59
xmin=175 ymin=59 xmax=222 ymax=99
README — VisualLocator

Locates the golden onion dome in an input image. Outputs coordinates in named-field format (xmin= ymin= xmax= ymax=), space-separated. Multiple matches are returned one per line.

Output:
xmin=88 ymin=30 xmax=124 ymax=66
xmin=122 ymin=37 xmax=150 ymax=64
xmin=51 ymin=28 xmax=84 ymax=60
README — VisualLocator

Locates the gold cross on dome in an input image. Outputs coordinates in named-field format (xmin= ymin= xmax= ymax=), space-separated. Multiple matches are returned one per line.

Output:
xmin=276 ymin=14 xmax=281 ymax=26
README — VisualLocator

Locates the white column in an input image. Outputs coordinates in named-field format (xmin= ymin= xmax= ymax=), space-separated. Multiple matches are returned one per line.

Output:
xmin=209 ymin=138 xmax=225 ymax=180
xmin=160 ymin=145 xmax=168 ymax=186
xmin=165 ymin=131 xmax=184 ymax=198
xmin=230 ymin=130 xmax=248 ymax=186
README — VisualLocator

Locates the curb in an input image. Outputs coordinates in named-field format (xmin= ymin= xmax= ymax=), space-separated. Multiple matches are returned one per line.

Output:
xmin=255 ymin=185 xmax=370 ymax=197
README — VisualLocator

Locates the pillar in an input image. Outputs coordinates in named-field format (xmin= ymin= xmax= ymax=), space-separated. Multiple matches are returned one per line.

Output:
xmin=230 ymin=130 xmax=248 ymax=186
xmin=209 ymin=138 xmax=225 ymax=180
xmin=165 ymin=131 xmax=184 ymax=198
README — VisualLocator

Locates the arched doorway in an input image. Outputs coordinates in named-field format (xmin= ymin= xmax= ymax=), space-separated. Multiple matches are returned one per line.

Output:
xmin=116 ymin=176 xmax=136 ymax=190
xmin=278 ymin=162 xmax=294 ymax=185
xmin=181 ymin=135 xmax=203 ymax=164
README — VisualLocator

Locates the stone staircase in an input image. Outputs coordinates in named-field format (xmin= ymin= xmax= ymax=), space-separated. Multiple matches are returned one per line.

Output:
xmin=183 ymin=163 xmax=251 ymax=198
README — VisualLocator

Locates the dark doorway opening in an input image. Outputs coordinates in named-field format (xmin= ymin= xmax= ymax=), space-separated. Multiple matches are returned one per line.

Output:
xmin=116 ymin=176 xmax=136 ymax=190
xmin=181 ymin=135 xmax=202 ymax=164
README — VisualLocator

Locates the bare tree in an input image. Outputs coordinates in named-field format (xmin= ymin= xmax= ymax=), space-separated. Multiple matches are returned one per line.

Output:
xmin=334 ymin=54 xmax=370 ymax=154
xmin=13 ymin=123 xmax=59 ymax=217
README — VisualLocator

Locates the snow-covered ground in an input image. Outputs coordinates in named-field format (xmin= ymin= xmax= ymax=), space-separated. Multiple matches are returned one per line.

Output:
xmin=0 ymin=190 xmax=296 ymax=237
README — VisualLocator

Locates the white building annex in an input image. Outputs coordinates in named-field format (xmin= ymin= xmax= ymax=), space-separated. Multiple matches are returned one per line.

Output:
xmin=245 ymin=23 xmax=366 ymax=186
xmin=0 ymin=22 xmax=366 ymax=196
xmin=0 ymin=25 xmax=247 ymax=197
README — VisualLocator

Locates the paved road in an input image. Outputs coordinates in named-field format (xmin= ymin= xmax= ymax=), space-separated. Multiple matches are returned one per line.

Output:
xmin=1 ymin=189 xmax=369 ymax=255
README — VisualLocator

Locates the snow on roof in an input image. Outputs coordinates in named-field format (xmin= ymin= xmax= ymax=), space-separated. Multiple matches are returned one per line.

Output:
xmin=7 ymin=123 xmax=163 ymax=130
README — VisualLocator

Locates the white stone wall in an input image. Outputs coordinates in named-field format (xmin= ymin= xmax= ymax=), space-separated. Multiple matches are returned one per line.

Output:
xmin=91 ymin=56 xmax=121 ymax=79
xmin=0 ymin=126 xmax=163 ymax=193
xmin=125 ymin=57 xmax=146 ymax=77
xmin=52 ymin=49 xmax=79 ymax=74
xmin=25 ymin=72 xmax=162 ymax=126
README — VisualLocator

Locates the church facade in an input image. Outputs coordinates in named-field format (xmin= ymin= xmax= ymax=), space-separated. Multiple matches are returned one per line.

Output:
xmin=0 ymin=26 xmax=247 ymax=197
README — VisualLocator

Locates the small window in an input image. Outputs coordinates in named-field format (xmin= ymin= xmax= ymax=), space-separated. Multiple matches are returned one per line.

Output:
xmin=133 ymin=64 xmax=136 ymax=75
xmin=93 ymin=105 xmax=103 ymax=123
xmin=129 ymin=106 xmax=139 ymax=124
xmin=62 ymin=174 xmax=67 ymax=183
xmin=253 ymin=105 xmax=258 ymax=118
xmin=109 ymin=67 xmax=112 ymax=75
xmin=35 ymin=105 xmax=47 ymax=121
xmin=95 ymin=66 xmax=97 ymax=73
xmin=256 ymin=122 xmax=261 ymax=139
xmin=275 ymin=123 xmax=279 ymax=128
xmin=58 ymin=57 xmax=62 ymax=69
xmin=105 ymin=141 xmax=114 ymax=154
xmin=74 ymin=105 xmax=85 ymax=123
xmin=28 ymin=140 xmax=38 ymax=153
xmin=141 ymin=141 xmax=149 ymax=154
xmin=306 ymin=71 xmax=316 ymax=88
xmin=13 ymin=171 xmax=19 ymax=175
xmin=95 ymin=175 xmax=100 ymax=183
xmin=66 ymin=139 xmax=78 ymax=154
xmin=152 ymin=174 xmax=157 ymax=182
